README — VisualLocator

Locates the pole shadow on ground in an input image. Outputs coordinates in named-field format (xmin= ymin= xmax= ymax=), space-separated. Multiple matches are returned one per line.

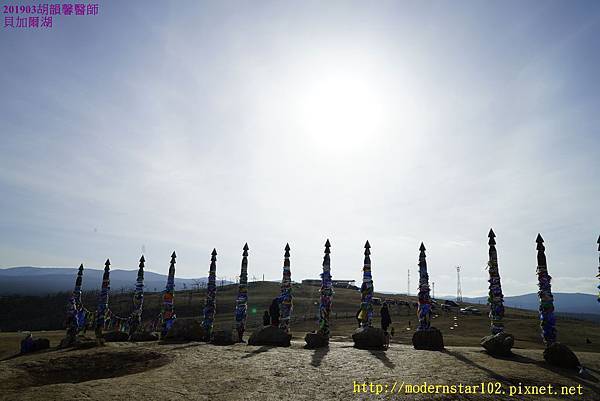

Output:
xmin=368 ymin=349 xmax=395 ymax=369
xmin=310 ymin=346 xmax=330 ymax=367
xmin=241 ymin=345 xmax=274 ymax=359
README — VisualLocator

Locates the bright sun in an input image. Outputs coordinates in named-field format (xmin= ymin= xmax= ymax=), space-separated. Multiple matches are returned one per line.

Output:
xmin=294 ymin=66 xmax=388 ymax=152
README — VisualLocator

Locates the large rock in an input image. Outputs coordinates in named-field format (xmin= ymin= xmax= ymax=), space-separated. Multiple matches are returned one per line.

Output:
xmin=211 ymin=329 xmax=236 ymax=346
xmin=352 ymin=327 xmax=386 ymax=350
xmin=163 ymin=319 xmax=207 ymax=342
xmin=21 ymin=337 xmax=50 ymax=354
xmin=480 ymin=332 xmax=514 ymax=356
xmin=247 ymin=326 xmax=291 ymax=347
xmin=412 ymin=327 xmax=444 ymax=351
xmin=129 ymin=331 xmax=159 ymax=342
xmin=59 ymin=335 xmax=97 ymax=349
xmin=103 ymin=331 xmax=130 ymax=342
xmin=304 ymin=332 xmax=329 ymax=349
xmin=543 ymin=342 xmax=580 ymax=369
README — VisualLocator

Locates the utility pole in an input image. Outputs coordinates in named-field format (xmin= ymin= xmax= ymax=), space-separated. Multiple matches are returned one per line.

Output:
xmin=456 ymin=266 xmax=463 ymax=302
xmin=407 ymin=269 xmax=410 ymax=297
xmin=432 ymin=281 xmax=435 ymax=300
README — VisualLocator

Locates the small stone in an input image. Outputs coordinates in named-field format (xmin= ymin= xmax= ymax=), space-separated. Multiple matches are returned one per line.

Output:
xmin=543 ymin=342 xmax=580 ymax=369
xmin=412 ymin=327 xmax=444 ymax=351
xmin=480 ymin=332 xmax=514 ymax=356
xmin=211 ymin=329 xmax=236 ymax=346
xmin=247 ymin=326 xmax=291 ymax=347
xmin=352 ymin=327 xmax=386 ymax=350
xmin=163 ymin=319 xmax=207 ymax=342
xmin=305 ymin=332 xmax=329 ymax=349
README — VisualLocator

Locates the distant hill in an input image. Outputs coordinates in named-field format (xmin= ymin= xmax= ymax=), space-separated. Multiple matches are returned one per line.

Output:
xmin=0 ymin=266 xmax=231 ymax=295
xmin=462 ymin=292 xmax=599 ymax=315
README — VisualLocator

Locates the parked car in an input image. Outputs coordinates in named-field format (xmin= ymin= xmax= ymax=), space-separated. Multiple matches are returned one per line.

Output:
xmin=460 ymin=306 xmax=482 ymax=315
xmin=443 ymin=300 xmax=460 ymax=307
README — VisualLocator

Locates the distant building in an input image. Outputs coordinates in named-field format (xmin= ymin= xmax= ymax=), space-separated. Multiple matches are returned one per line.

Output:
xmin=302 ymin=279 xmax=356 ymax=289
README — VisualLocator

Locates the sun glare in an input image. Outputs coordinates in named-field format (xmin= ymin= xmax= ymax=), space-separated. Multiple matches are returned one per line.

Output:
xmin=294 ymin=66 xmax=388 ymax=152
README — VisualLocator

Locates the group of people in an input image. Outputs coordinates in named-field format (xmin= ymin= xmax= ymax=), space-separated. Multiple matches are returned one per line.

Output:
xmin=356 ymin=303 xmax=393 ymax=332
xmin=262 ymin=298 xmax=281 ymax=326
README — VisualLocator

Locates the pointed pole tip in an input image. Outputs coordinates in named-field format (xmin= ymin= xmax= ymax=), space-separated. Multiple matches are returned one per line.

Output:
xmin=488 ymin=228 xmax=496 ymax=238
xmin=243 ymin=243 xmax=249 ymax=251
xmin=171 ymin=251 xmax=177 ymax=258
xmin=419 ymin=242 xmax=426 ymax=251
xmin=285 ymin=243 xmax=290 ymax=251
xmin=364 ymin=240 xmax=370 ymax=248
xmin=325 ymin=239 xmax=331 ymax=247
xmin=139 ymin=255 xmax=145 ymax=263
xmin=536 ymin=233 xmax=544 ymax=243
xmin=105 ymin=258 xmax=110 ymax=265
xmin=211 ymin=248 xmax=217 ymax=256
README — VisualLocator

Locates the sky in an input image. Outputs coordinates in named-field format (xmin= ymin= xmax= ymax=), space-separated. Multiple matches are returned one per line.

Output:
xmin=1 ymin=1 xmax=599 ymax=297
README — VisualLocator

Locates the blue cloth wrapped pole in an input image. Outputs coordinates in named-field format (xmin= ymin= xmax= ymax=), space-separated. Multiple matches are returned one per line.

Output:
xmin=202 ymin=249 xmax=218 ymax=339
xmin=128 ymin=255 xmax=145 ymax=336
xmin=161 ymin=252 xmax=177 ymax=337
xmin=66 ymin=264 xmax=85 ymax=339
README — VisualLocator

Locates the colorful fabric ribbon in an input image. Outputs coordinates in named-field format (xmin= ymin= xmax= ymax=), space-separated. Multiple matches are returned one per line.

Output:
xmin=359 ymin=241 xmax=373 ymax=328
xmin=487 ymin=229 xmax=505 ymax=334
xmin=417 ymin=243 xmax=432 ymax=331
xmin=202 ymin=249 xmax=218 ymax=339
xmin=318 ymin=239 xmax=333 ymax=337
xmin=95 ymin=259 xmax=111 ymax=339
xmin=234 ymin=244 xmax=249 ymax=341
xmin=278 ymin=244 xmax=293 ymax=333
xmin=161 ymin=252 xmax=177 ymax=336
xmin=536 ymin=234 xmax=557 ymax=345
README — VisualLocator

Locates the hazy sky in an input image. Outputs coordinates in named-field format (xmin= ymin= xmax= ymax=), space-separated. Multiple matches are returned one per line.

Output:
xmin=1 ymin=1 xmax=599 ymax=297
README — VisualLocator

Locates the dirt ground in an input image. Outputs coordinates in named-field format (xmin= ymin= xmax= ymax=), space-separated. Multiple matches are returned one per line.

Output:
xmin=1 ymin=335 xmax=599 ymax=401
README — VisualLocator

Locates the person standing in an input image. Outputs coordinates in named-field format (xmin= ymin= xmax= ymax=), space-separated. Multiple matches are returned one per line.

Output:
xmin=380 ymin=303 xmax=392 ymax=333
xmin=269 ymin=298 xmax=280 ymax=326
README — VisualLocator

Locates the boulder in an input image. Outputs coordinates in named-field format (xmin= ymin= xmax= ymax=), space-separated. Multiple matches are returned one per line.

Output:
xmin=352 ymin=327 xmax=386 ymax=350
xmin=163 ymin=319 xmax=207 ymax=342
xmin=304 ymin=332 xmax=329 ymax=349
xmin=480 ymin=332 xmax=514 ymax=356
xmin=211 ymin=329 xmax=236 ymax=346
xmin=59 ymin=335 xmax=97 ymax=350
xmin=21 ymin=337 xmax=50 ymax=354
xmin=543 ymin=342 xmax=580 ymax=369
xmin=129 ymin=331 xmax=159 ymax=342
xmin=412 ymin=327 xmax=444 ymax=351
xmin=103 ymin=331 xmax=130 ymax=342
xmin=247 ymin=326 xmax=291 ymax=347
